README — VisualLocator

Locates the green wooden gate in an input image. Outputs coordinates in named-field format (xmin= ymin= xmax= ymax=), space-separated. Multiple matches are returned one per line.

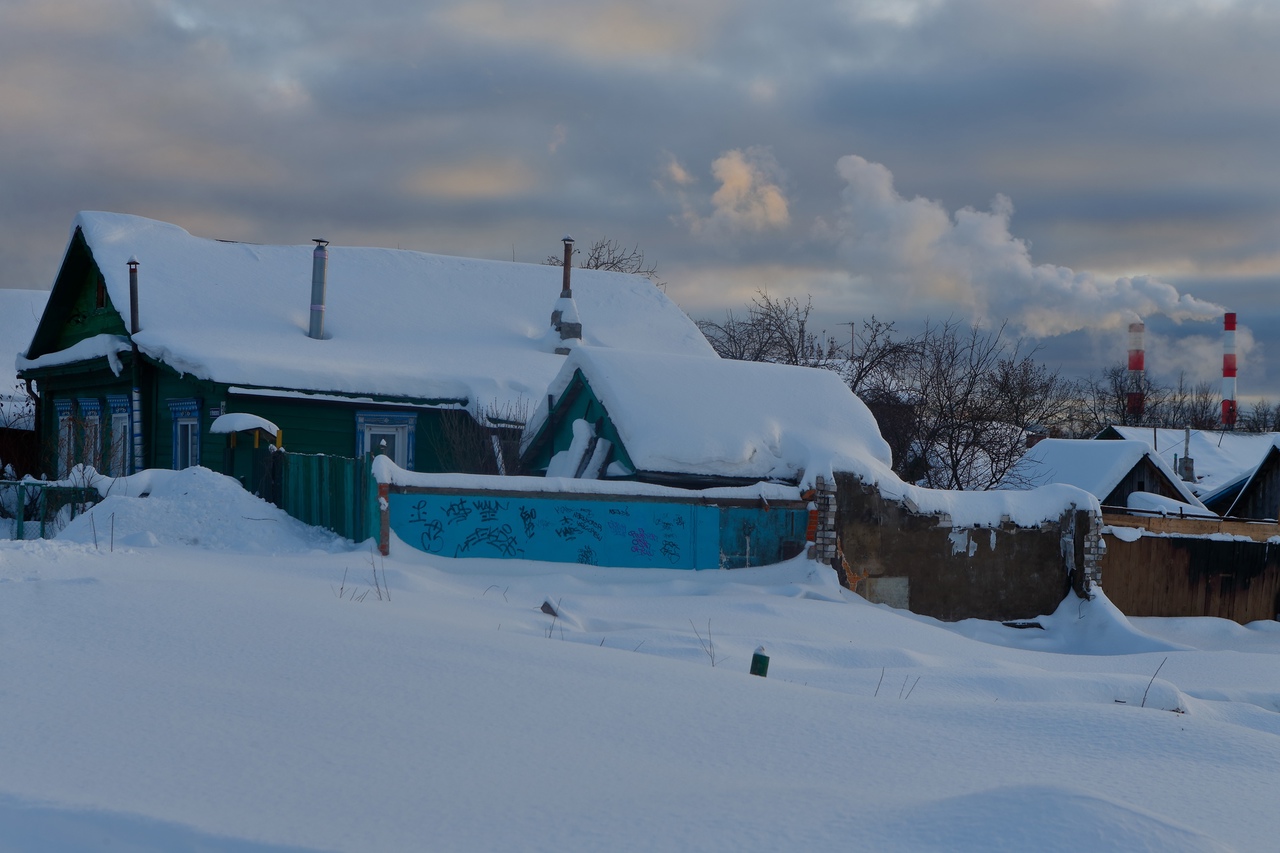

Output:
xmin=278 ymin=452 xmax=377 ymax=543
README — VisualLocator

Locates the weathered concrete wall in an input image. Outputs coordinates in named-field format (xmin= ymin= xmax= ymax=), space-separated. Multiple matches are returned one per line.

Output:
xmin=834 ymin=473 xmax=1082 ymax=622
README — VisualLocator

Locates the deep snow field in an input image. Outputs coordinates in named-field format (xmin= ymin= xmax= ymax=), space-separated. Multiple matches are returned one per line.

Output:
xmin=2 ymin=468 xmax=1279 ymax=852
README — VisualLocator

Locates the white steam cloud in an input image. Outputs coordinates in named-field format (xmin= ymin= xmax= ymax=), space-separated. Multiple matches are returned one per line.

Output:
xmin=834 ymin=154 xmax=1224 ymax=336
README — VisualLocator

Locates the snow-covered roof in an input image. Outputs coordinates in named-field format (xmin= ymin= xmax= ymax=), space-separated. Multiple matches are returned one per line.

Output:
xmin=1003 ymin=438 xmax=1206 ymax=509
xmin=30 ymin=213 xmax=715 ymax=413
xmin=524 ymin=347 xmax=894 ymax=486
xmin=210 ymin=412 xmax=279 ymax=437
xmin=1 ymin=288 xmax=49 ymax=428
xmin=518 ymin=348 xmax=1100 ymax=525
xmin=1102 ymin=426 xmax=1280 ymax=503
xmin=1126 ymin=491 xmax=1217 ymax=519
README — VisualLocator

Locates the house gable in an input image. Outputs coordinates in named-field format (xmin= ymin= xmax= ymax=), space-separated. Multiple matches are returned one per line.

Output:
xmin=520 ymin=369 xmax=635 ymax=478
xmin=26 ymin=228 xmax=129 ymax=362
xmin=1225 ymin=445 xmax=1280 ymax=521
xmin=1100 ymin=455 xmax=1184 ymax=507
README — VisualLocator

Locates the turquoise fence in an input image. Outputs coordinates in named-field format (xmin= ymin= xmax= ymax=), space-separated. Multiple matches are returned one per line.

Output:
xmin=0 ymin=480 xmax=100 ymax=540
xmin=278 ymin=452 xmax=377 ymax=543
xmin=383 ymin=486 xmax=808 ymax=569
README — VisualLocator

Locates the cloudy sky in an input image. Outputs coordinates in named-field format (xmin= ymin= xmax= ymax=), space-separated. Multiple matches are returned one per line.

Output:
xmin=3 ymin=0 xmax=1279 ymax=398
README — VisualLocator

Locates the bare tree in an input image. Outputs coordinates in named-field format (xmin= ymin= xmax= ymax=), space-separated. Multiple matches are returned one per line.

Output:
xmin=1166 ymin=375 xmax=1220 ymax=430
xmin=700 ymin=298 xmax=1074 ymax=489
xmin=902 ymin=320 xmax=1070 ymax=490
xmin=1239 ymin=399 xmax=1278 ymax=433
xmin=544 ymin=237 xmax=665 ymax=289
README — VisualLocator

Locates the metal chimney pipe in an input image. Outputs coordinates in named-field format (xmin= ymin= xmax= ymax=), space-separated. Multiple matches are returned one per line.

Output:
xmin=127 ymin=257 xmax=144 ymax=473
xmin=560 ymin=235 xmax=574 ymax=298
xmin=308 ymin=239 xmax=329 ymax=340
xmin=1222 ymin=312 xmax=1237 ymax=427
xmin=1126 ymin=321 xmax=1145 ymax=422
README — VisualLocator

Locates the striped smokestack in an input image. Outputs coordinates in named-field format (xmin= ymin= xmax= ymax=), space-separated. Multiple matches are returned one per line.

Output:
xmin=1126 ymin=321 xmax=1145 ymax=421
xmin=1222 ymin=312 xmax=1237 ymax=428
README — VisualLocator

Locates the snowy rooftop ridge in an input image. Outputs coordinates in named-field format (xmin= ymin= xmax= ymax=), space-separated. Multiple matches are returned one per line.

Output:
xmin=1003 ymin=438 xmax=1206 ymax=510
xmin=56 ymin=212 xmax=716 ymax=414
xmin=1102 ymin=426 xmax=1280 ymax=502
xmin=523 ymin=347 xmax=895 ymax=486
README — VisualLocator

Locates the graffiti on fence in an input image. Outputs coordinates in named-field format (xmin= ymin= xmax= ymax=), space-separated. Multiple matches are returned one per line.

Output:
xmin=387 ymin=492 xmax=722 ymax=568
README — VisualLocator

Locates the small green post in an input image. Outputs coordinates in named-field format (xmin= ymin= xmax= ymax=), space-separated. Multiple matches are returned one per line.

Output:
xmin=15 ymin=483 xmax=25 ymax=540
xmin=750 ymin=645 xmax=769 ymax=677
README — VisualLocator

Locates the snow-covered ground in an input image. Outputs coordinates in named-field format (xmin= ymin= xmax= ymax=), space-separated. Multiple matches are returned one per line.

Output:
xmin=2 ymin=469 xmax=1278 ymax=852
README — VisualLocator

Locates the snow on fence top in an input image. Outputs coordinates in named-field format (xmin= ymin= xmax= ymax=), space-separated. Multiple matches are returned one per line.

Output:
xmin=55 ymin=212 xmax=715 ymax=414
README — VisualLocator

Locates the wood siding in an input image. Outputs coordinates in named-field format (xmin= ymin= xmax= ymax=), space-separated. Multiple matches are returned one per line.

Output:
xmin=1102 ymin=513 xmax=1280 ymax=622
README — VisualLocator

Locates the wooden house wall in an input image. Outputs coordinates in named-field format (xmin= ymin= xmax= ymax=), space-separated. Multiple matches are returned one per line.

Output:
xmin=1101 ymin=457 xmax=1183 ymax=507
xmin=1102 ymin=533 xmax=1280 ymax=622
xmin=1229 ymin=449 xmax=1280 ymax=521
xmin=33 ymin=362 xmax=138 ymax=475
xmin=221 ymin=395 xmax=479 ymax=474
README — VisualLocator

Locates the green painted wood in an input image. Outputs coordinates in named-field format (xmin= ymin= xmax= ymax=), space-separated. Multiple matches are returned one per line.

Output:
xmin=521 ymin=370 xmax=635 ymax=475
xmin=26 ymin=230 xmax=129 ymax=361
xmin=278 ymin=450 xmax=372 ymax=542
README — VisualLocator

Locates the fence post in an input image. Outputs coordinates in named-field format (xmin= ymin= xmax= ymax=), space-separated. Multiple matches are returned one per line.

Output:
xmin=378 ymin=482 xmax=390 ymax=556
xmin=15 ymin=483 xmax=25 ymax=540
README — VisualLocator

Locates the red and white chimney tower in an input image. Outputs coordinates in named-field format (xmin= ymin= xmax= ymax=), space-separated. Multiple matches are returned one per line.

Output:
xmin=1127 ymin=321 xmax=1145 ymax=421
xmin=1222 ymin=312 xmax=1238 ymax=428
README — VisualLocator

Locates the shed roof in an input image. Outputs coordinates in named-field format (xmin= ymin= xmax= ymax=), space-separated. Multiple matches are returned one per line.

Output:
xmin=523 ymin=347 xmax=894 ymax=485
xmin=1100 ymin=426 xmax=1280 ymax=504
xmin=1003 ymin=438 xmax=1206 ymax=509
xmin=22 ymin=213 xmax=715 ymax=414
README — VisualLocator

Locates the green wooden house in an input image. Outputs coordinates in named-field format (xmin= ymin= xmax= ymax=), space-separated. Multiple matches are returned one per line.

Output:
xmin=17 ymin=213 xmax=717 ymax=491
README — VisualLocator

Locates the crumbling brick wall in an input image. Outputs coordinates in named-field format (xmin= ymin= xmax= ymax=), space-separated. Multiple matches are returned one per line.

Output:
xmin=833 ymin=472 xmax=1086 ymax=622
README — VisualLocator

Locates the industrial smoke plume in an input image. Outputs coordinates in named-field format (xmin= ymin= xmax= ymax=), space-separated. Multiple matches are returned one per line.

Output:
xmin=834 ymin=153 xmax=1225 ymax=338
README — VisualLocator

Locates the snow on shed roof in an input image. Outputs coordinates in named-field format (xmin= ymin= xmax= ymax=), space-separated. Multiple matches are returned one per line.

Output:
xmin=523 ymin=348 xmax=1100 ymax=525
xmin=62 ymin=212 xmax=715 ymax=412
xmin=525 ymin=347 xmax=895 ymax=486
xmin=1003 ymin=438 xmax=1206 ymax=508
xmin=1102 ymin=426 xmax=1280 ymax=502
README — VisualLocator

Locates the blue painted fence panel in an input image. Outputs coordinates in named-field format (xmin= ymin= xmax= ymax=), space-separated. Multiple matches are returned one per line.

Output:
xmin=389 ymin=492 xmax=723 ymax=569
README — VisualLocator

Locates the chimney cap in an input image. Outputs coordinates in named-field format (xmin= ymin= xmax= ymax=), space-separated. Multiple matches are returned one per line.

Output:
xmin=313 ymin=238 xmax=329 ymax=248
xmin=562 ymin=234 xmax=574 ymax=244
xmin=127 ymin=255 xmax=139 ymax=268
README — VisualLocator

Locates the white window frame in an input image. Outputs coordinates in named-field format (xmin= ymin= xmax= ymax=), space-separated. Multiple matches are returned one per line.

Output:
xmin=106 ymin=395 xmax=131 ymax=477
xmin=55 ymin=399 xmax=73 ymax=478
xmin=77 ymin=398 xmax=102 ymax=473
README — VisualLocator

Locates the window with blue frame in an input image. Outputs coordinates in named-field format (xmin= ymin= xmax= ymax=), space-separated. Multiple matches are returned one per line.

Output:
xmin=167 ymin=399 xmax=202 ymax=470
xmin=76 ymin=397 xmax=103 ymax=472
xmin=356 ymin=411 xmax=416 ymax=470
